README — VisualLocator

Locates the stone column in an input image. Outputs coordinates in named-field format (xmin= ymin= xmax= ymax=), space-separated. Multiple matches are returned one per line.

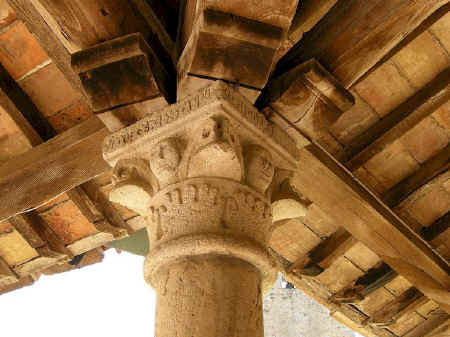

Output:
xmin=103 ymin=82 xmax=300 ymax=337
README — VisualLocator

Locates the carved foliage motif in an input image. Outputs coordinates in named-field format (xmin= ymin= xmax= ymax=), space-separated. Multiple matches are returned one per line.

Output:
xmin=102 ymin=82 xmax=299 ymax=168
xmin=111 ymin=117 xmax=276 ymax=198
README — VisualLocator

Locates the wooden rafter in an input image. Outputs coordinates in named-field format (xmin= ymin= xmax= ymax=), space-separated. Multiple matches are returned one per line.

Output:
xmin=288 ymin=228 xmax=357 ymax=276
xmin=422 ymin=211 xmax=450 ymax=243
xmin=382 ymin=144 xmax=450 ymax=208
xmin=337 ymin=68 xmax=450 ymax=171
xmin=0 ymin=116 xmax=110 ymax=222
xmin=274 ymin=0 xmax=449 ymax=87
xmin=366 ymin=288 xmax=426 ymax=327
xmin=289 ymin=141 xmax=450 ymax=313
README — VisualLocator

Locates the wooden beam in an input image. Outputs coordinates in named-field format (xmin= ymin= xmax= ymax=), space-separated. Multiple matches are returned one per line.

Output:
xmin=404 ymin=314 xmax=449 ymax=337
xmin=0 ymin=63 xmax=53 ymax=143
xmin=421 ymin=211 xmax=450 ymax=243
xmin=289 ymin=141 xmax=450 ymax=313
xmin=354 ymin=2 xmax=450 ymax=87
xmin=274 ymin=0 xmax=449 ymax=88
xmin=288 ymin=228 xmax=357 ymax=276
xmin=366 ymin=288 xmax=426 ymax=327
xmin=337 ymin=68 xmax=450 ymax=170
xmin=0 ymin=116 xmax=110 ymax=222
xmin=7 ymin=0 xmax=82 ymax=91
xmin=382 ymin=144 xmax=450 ymax=208
xmin=67 ymin=187 xmax=128 ymax=239
xmin=424 ymin=318 xmax=450 ymax=337
xmin=287 ymin=0 xmax=338 ymax=46
xmin=331 ymin=263 xmax=397 ymax=303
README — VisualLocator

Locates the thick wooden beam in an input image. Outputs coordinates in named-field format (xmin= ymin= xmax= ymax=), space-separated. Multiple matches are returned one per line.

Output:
xmin=288 ymin=228 xmax=357 ymax=276
xmin=421 ymin=212 xmax=450 ymax=243
xmin=337 ymin=68 xmax=450 ymax=170
xmin=355 ymin=2 xmax=450 ymax=87
xmin=7 ymin=0 xmax=82 ymax=91
xmin=0 ymin=116 xmax=110 ymax=222
xmin=286 ymin=0 xmax=338 ymax=47
xmin=382 ymin=144 xmax=450 ymax=208
xmin=274 ymin=0 xmax=449 ymax=88
xmin=289 ymin=142 xmax=450 ymax=313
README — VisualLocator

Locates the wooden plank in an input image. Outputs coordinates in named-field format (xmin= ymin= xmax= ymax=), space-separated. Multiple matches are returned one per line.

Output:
xmin=0 ymin=63 xmax=45 ymax=146
xmin=275 ymin=0 xmax=449 ymax=88
xmin=382 ymin=144 xmax=450 ymax=208
xmin=290 ymin=142 xmax=450 ymax=313
xmin=288 ymin=228 xmax=358 ymax=276
xmin=287 ymin=0 xmax=338 ymax=45
xmin=404 ymin=315 xmax=449 ymax=337
xmin=0 ymin=116 xmax=110 ymax=222
xmin=366 ymin=288 xmax=426 ymax=327
xmin=7 ymin=0 xmax=82 ymax=91
xmin=338 ymin=68 xmax=450 ymax=170
xmin=424 ymin=318 xmax=450 ymax=337
xmin=270 ymin=251 xmax=394 ymax=337
xmin=0 ymin=256 xmax=18 ymax=286
xmin=67 ymin=187 xmax=128 ymax=239
xmin=331 ymin=263 xmax=397 ymax=303
xmin=29 ymin=0 xmax=150 ymax=53
xmin=355 ymin=3 xmax=450 ymax=87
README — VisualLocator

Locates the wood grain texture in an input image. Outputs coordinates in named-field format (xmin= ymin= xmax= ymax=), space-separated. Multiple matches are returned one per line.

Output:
xmin=0 ymin=116 xmax=110 ymax=222
xmin=288 ymin=228 xmax=357 ymax=276
xmin=7 ymin=0 xmax=81 ymax=91
xmin=366 ymin=288 xmax=426 ymax=327
xmin=30 ymin=0 xmax=150 ymax=53
xmin=290 ymin=142 xmax=450 ymax=313
xmin=382 ymin=144 xmax=450 ymax=208
xmin=338 ymin=68 xmax=450 ymax=171
xmin=72 ymin=33 xmax=174 ymax=112
xmin=275 ymin=0 xmax=449 ymax=88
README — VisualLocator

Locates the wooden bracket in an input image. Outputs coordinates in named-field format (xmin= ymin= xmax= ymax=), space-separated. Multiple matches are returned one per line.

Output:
xmin=72 ymin=33 xmax=175 ymax=112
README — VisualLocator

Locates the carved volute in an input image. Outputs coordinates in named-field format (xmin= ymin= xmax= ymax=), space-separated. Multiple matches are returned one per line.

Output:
xmin=103 ymin=81 xmax=300 ymax=337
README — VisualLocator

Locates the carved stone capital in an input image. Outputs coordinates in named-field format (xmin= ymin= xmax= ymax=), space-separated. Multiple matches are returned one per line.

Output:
xmin=103 ymin=82 xmax=299 ymax=294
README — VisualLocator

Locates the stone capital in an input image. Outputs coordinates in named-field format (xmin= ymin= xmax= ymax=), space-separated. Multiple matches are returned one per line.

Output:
xmin=103 ymin=82 xmax=304 ymax=336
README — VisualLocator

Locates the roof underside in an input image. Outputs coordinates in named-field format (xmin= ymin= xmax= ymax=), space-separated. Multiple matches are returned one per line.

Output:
xmin=0 ymin=1 xmax=448 ymax=336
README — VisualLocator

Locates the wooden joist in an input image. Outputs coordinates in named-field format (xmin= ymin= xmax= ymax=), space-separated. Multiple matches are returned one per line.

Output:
xmin=275 ymin=0 xmax=449 ymax=88
xmin=404 ymin=315 xmax=449 ymax=337
xmin=337 ymin=68 xmax=450 ymax=170
xmin=286 ymin=0 xmax=338 ymax=47
xmin=288 ymin=228 xmax=357 ymax=276
xmin=331 ymin=263 xmax=397 ymax=304
xmin=365 ymin=288 xmax=426 ymax=327
xmin=7 ymin=0 xmax=82 ymax=91
xmin=289 ymin=141 xmax=450 ymax=313
xmin=8 ymin=0 xmax=176 ymax=106
xmin=0 ymin=63 xmax=53 ymax=143
xmin=382 ymin=144 xmax=450 ymax=208
xmin=423 ymin=319 xmax=450 ymax=337
xmin=421 ymin=211 xmax=450 ymax=243
xmin=0 ymin=116 xmax=110 ymax=222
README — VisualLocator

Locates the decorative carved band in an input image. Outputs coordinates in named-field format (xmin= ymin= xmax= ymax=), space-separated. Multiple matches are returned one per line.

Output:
xmin=103 ymin=82 xmax=299 ymax=169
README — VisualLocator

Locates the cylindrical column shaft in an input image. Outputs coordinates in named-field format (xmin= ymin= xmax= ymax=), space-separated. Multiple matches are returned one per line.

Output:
xmin=154 ymin=255 xmax=263 ymax=337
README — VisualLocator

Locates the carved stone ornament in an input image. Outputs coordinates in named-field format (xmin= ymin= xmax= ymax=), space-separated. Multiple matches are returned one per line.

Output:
xmin=103 ymin=81 xmax=299 ymax=337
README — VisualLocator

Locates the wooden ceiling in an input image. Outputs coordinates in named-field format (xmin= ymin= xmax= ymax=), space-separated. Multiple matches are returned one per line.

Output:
xmin=0 ymin=1 xmax=448 ymax=336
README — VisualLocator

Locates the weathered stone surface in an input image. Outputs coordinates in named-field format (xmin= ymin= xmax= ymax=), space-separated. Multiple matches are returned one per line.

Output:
xmin=103 ymin=82 xmax=300 ymax=337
